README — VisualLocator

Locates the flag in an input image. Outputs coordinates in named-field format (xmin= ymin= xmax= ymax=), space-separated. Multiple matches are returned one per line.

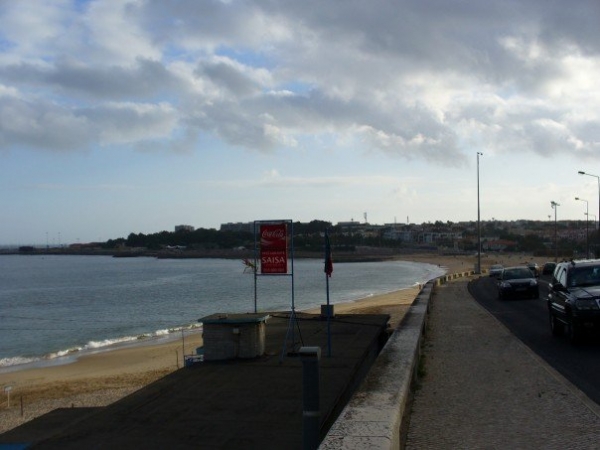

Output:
xmin=324 ymin=230 xmax=333 ymax=277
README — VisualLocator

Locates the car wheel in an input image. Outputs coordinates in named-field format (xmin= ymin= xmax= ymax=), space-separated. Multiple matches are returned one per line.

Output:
xmin=549 ymin=312 xmax=564 ymax=337
xmin=567 ymin=320 xmax=583 ymax=345
xmin=532 ymin=290 xmax=539 ymax=299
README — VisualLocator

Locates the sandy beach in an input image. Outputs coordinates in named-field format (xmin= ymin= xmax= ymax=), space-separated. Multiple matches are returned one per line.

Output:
xmin=0 ymin=253 xmax=548 ymax=433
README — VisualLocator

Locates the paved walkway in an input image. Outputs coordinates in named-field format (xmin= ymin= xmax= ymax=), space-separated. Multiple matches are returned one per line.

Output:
xmin=405 ymin=279 xmax=600 ymax=449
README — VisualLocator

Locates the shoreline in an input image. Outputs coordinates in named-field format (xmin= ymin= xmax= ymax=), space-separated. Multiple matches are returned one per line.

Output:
xmin=0 ymin=287 xmax=420 ymax=434
xmin=0 ymin=258 xmax=444 ymax=375
xmin=0 ymin=253 xmax=548 ymax=434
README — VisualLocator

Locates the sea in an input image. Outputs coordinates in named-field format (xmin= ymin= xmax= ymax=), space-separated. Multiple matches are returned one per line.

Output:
xmin=0 ymin=254 xmax=446 ymax=372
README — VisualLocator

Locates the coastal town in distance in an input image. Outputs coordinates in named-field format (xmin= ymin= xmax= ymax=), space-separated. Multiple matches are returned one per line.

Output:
xmin=7 ymin=217 xmax=599 ymax=261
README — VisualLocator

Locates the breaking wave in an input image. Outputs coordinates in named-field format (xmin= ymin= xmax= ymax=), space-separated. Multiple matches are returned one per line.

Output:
xmin=0 ymin=323 xmax=202 ymax=370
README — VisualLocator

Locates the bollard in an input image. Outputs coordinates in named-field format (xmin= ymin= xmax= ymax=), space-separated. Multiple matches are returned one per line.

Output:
xmin=300 ymin=346 xmax=321 ymax=450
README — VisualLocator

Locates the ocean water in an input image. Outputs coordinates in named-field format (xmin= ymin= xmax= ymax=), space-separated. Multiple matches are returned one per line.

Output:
xmin=0 ymin=255 xmax=445 ymax=370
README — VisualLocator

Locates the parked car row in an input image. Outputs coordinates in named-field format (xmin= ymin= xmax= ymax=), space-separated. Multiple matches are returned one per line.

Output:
xmin=487 ymin=259 xmax=600 ymax=344
xmin=542 ymin=261 xmax=556 ymax=275
xmin=528 ymin=262 xmax=541 ymax=276
xmin=489 ymin=261 xmax=556 ymax=279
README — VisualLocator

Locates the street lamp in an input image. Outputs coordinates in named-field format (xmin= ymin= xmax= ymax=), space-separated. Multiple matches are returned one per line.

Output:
xmin=575 ymin=197 xmax=589 ymax=258
xmin=477 ymin=152 xmax=483 ymax=274
xmin=551 ymin=201 xmax=560 ymax=262
xmin=578 ymin=170 xmax=600 ymax=257
xmin=586 ymin=213 xmax=597 ymax=231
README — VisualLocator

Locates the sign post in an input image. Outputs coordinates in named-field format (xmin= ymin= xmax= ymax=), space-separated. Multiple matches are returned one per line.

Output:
xmin=260 ymin=223 xmax=288 ymax=274
xmin=253 ymin=220 xmax=302 ymax=361
xmin=4 ymin=385 xmax=12 ymax=408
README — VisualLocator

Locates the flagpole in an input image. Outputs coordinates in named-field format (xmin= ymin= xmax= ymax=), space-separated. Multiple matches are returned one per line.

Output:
xmin=326 ymin=271 xmax=331 ymax=357
xmin=324 ymin=229 xmax=332 ymax=357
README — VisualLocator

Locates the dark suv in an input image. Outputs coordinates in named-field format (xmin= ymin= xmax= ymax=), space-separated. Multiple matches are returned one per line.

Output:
xmin=547 ymin=260 xmax=600 ymax=343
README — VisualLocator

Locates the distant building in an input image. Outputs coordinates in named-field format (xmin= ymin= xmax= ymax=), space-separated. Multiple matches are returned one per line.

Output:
xmin=418 ymin=231 xmax=463 ymax=244
xmin=382 ymin=228 xmax=414 ymax=242
xmin=175 ymin=225 xmax=195 ymax=233
xmin=220 ymin=222 xmax=254 ymax=233
xmin=336 ymin=221 xmax=361 ymax=236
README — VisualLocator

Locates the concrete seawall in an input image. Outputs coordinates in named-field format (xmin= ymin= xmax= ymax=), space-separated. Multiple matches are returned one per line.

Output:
xmin=319 ymin=268 xmax=478 ymax=449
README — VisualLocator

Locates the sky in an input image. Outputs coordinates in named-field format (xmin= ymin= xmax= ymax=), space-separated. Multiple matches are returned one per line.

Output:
xmin=1 ymin=0 xmax=600 ymax=245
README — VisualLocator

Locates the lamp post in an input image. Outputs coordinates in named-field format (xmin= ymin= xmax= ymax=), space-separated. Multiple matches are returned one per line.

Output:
xmin=477 ymin=152 xmax=483 ymax=274
xmin=575 ymin=197 xmax=589 ymax=258
xmin=551 ymin=201 xmax=560 ymax=262
xmin=578 ymin=170 xmax=600 ymax=257
xmin=586 ymin=213 xmax=597 ymax=231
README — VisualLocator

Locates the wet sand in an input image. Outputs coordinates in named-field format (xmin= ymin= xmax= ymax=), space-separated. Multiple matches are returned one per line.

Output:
xmin=0 ymin=253 xmax=546 ymax=433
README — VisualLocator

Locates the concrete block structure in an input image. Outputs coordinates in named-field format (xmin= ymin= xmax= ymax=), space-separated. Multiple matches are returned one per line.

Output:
xmin=199 ymin=313 xmax=269 ymax=361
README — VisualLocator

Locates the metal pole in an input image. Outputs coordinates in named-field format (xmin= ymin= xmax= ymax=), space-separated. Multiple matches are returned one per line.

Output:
xmin=586 ymin=202 xmax=589 ymax=258
xmin=181 ymin=328 xmax=186 ymax=366
xmin=291 ymin=221 xmax=295 ymax=312
xmin=477 ymin=152 xmax=482 ymax=274
xmin=587 ymin=214 xmax=597 ymax=233
xmin=326 ymin=273 xmax=331 ymax=357
xmin=300 ymin=347 xmax=321 ymax=450
xmin=551 ymin=201 xmax=559 ymax=262
xmin=554 ymin=204 xmax=558 ymax=262
xmin=4 ymin=386 xmax=12 ymax=409
xmin=324 ymin=229 xmax=332 ymax=357
xmin=578 ymin=171 xmax=600 ymax=258
xmin=575 ymin=197 xmax=589 ymax=258
xmin=253 ymin=221 xmax=258 ymax=313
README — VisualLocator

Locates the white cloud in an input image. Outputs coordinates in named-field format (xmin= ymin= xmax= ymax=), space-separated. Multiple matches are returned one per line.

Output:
xmin=1 ymin=0 xmax=600 ymax=242
xmin=1 ymin=0 xmax=599 ymax=162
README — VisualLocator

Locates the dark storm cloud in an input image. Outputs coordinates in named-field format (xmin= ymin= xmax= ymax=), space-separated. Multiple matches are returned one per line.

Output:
xmin=0 ymin=57 xmax=182 ymax=100
xmin=195 ymin=60 xmax=263 ymax=97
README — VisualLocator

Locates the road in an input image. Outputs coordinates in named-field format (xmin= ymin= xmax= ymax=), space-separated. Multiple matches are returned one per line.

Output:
xmin=469 ymin=275 xmax=600 ymax=407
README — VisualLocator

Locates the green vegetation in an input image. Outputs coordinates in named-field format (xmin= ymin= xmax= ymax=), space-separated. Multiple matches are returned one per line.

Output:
xmin=99 ymin=218 xmax=598 ymax=259
xmin=102 ymin=220 xmax=405 ymax=252
xmin=20 ymin=218 xmax=597 ymax=260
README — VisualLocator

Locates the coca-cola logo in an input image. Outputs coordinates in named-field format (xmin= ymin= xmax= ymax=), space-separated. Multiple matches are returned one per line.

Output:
xmin=260 ymin=224 xmax=287 ymax=273
xmin=261 ymin=228 xmax=285 ymax=239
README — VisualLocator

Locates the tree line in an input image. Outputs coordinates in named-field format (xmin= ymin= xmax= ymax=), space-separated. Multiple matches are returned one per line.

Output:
xmin=97 ymin=219 xmax=597 ymax=258
xmin=103 ymin=220 xmax=373 ymax=251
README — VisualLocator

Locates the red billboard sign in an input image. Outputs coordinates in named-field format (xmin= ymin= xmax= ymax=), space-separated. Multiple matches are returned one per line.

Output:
xmin=260 ymin=223 xmax=288 ymax=274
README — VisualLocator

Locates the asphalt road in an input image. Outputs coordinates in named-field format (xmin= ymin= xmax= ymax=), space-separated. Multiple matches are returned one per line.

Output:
xmin=469 ymin=275 xmax=600 ymax=406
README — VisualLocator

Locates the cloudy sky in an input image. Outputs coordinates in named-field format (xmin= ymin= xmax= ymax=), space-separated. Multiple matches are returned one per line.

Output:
xmin=1 ymin=0 xmax=600 ymax=245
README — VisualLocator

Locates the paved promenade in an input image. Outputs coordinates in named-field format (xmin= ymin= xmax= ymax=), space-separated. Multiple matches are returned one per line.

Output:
xmin=405 ymin=279 xmax=600 ymax=449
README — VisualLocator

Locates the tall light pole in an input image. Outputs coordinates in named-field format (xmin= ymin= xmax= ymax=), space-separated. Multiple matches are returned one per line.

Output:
xmin=477 ymin=152 xmax=483 ymax=274
xmin=575 ymin=197 xmax=589 ymax=258
xmin=586 ymin=213 xmax=597 ymax=231
xmin=578 ymin=170 xmax=600 ymax=257
xmin=551 ymin=201 xmax=560 ymax=262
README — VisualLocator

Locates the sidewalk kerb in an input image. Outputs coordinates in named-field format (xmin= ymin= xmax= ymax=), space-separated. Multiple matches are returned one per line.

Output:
xmin=319 ymin=281 xmax=434 ymax=449
xmin=319 ymin=270 xmax=477 ymax=449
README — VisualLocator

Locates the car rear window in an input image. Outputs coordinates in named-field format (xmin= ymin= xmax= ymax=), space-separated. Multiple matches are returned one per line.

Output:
xmin=503 ymin=268 xmax=532 ymax=279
